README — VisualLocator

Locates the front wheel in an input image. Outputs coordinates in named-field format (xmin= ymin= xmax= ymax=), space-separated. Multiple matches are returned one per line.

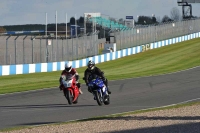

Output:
xmin=66 ymin=90 xmax=73 ymax=105
xmin=73 ymin=96 xmax=78 ymax=104
xmin=104 ymin=95 xmax=110 ymax=105
xmin=94 ymin=91 xmax=103 ymax=106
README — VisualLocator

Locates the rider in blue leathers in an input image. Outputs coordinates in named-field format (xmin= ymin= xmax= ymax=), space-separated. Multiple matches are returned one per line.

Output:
xmin=84 ymin=60 xmax=111 ymax=94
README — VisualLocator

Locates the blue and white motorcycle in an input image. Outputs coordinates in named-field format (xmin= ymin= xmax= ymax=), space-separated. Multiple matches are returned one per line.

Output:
xmin=86 ymin=74 xmax=110 ymax=106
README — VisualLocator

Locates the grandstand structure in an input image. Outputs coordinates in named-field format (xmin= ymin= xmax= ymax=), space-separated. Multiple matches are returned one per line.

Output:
xmin=84 ymin=13 xmax=128 ymax=33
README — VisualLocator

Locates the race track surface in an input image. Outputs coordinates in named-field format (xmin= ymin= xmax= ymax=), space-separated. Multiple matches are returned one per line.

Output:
xmin=0 ymin=67 xmax=200 ymax=130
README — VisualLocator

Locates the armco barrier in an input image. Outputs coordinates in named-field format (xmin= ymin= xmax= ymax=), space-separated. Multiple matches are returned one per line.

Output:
xmin=0 ymin=32 xmax=199 ymax=76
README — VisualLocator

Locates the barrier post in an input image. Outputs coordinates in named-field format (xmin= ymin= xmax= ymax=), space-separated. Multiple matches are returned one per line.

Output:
xmin=6 ymin=36 xmax=11 ymax=65
xmin=31 ymin=37 xmax=35 ymax=63
xmin=23 ymin=35 xmax=27 ymax=64
xmin=14 ymin=36 xmax=19 ymax=64
xmin=40 ymin=37 xmax=42 ymax=63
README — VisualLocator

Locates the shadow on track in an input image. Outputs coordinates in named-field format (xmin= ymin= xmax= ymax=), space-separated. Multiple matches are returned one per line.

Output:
xmin=78 ymin=115 xmax=200 ymax=121
xmin=103 ymin=122 xmax=200 ymax=133
xmin=0 ymin=104 xmax=96 ymax=109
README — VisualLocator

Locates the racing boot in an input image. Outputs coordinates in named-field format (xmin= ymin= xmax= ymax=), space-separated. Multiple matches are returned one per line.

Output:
xmin=79 ymin=88 xmax=83 ymax=94
xmin=107 ymin=86 xmax=111 ymax=94
xmin=88 ymin=87 xmax=92 ymax=93
xmin=103 ymin=79 xmax=111 ymax=94
xmin=59 ymin=84 xmax=62 ymax=91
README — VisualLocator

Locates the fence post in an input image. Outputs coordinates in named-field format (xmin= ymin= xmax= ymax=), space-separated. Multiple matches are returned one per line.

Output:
xmin=40 ymin=37 xmax=42 ymax=63
xmin=52 ymin=39 xmax=53 ymax=62
xmin=31 ymin=37 xmax=35 ymax=63
xmin=23 ymin=35 xmax=27 ymax=64
xmin=46 ymin=39 xmax=49 ymax=63
xmin=6 ymin=36 xmax=11 ymax=65
xmin=14 ymin=36 xmax=19 ymax=64
xmin=56 ymin=37 xmax=58 ymax=62
xmin=72 ymin=38 xmax=73 ymax=60
xmin=84 ymin=35 xmax=87 ymax=58
xmin=76 ymin=38 xmax=78 ymax=60
xmin=120 ymin=30 xmax=122 ymax=50
xmin=62 ymin=38 xmax=63 ymax=61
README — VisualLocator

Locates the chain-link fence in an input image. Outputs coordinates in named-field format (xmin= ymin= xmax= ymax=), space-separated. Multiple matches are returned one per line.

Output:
xmin=0 ymin=34 xmax=104 ymax=65
xmin=114 ymin=18 xmax=200 ymax=50
xmin=1 ymin=18 xmax=200 ymax=65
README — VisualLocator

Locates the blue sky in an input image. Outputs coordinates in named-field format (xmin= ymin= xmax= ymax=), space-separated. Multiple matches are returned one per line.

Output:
xmin=0 ymin=0 xmax=199 ymax=26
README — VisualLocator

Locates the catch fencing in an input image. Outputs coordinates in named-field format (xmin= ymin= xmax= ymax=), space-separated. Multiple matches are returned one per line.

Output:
xmin=0 ymin=18 xmax=200 ymax=65
xmin=0 ymin=35 xmax=103 ymax=65
xmin=114 ymin=18 xmax=200 ymax=50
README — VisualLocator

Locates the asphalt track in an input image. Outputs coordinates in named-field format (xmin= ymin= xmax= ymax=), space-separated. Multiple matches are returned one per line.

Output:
xmin=0 ymin=66 xmax=200 ymax=130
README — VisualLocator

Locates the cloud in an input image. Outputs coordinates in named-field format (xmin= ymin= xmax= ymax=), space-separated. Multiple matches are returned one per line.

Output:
xmin=0 ymin=1 xmax=17 ymax=16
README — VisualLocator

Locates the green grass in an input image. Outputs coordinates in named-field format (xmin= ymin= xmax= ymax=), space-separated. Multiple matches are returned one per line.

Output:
xmin=0 ymin=38 xmax=200 ymax=94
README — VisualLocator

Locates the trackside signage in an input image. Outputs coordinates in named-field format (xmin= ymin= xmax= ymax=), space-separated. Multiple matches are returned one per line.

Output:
xmin=126 ymin=16 xmax=133 ymax=19
xmin=141 ymin=44 xmax=150 ymax=52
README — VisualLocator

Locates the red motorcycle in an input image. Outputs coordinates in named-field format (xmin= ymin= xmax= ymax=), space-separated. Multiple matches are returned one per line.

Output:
xmin=60 ymin=74 xmax=80 ymax=105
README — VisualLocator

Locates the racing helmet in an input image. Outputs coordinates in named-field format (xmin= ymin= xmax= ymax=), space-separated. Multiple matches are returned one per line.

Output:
xmin=65 ymin=62 xmax=72 ymax=72
xmin=87 ymin=60 xmax=95 ymax=70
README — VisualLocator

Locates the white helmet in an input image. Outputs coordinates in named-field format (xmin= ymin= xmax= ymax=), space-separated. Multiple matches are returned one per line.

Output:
xmin=65 ymin=62 xmax=72 ymax=72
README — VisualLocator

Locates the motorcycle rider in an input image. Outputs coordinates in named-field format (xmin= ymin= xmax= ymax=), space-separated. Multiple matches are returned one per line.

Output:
xmin=59 ymin=62 xmax=83 ymax=94
xmin=84 ymin=60 xmax=111 ymax=94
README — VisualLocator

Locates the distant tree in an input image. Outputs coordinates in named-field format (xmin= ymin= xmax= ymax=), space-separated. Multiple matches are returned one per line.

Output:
xmin=162 ymin=15 xmax=172 ymax=22
xmin=137 ymin=16 xmax=157 ymax=25
xmin=70 ymin=17 xmax=75 ymax=25
xmin=137 ymin=16 xmax=146 ymax=24
xmin=78 ymin=16 xmax=84 ymax=24
xmin=170 ymin=7 xmax=181 ymax=21
xmin=109 ymin=17 xmax=117 ymax=23
xmin=47 ymin=25 xmax=68 ymax=35
xmin=152 ymin=16 xmax=157 ymax=23
xmin=0 ymin=27 xmax=6 ymax=33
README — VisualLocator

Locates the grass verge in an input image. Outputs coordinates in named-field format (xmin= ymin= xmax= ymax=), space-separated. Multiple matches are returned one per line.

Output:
xmin=0 ymin=38 xmax=200 ymax=94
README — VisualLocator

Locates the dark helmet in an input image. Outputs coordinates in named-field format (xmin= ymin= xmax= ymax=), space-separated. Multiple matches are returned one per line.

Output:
xmin=87 ymin=60 xmax=95 ymax=70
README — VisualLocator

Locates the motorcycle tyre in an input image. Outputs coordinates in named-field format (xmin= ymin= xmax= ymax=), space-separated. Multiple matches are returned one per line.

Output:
xmin=104 ymin=95 xmax=110 ymax=105
xmin=73 ymin=97 xmax=78 ymax=104
xmin=94 ymin=91 xmax=103 ymax=106
xmin=66 ymin=90 xmax=73 ymax=105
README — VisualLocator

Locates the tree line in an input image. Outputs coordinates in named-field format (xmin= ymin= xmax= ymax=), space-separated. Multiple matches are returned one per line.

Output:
xmin=0 ymin=7 xmax=198 ymax=35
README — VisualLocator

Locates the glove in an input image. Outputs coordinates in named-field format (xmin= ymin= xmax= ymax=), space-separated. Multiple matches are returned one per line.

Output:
xmin=75 ymin=75 xmax=79 ymax=81
xmin=102 ymin=77 xmax=106 ymax=81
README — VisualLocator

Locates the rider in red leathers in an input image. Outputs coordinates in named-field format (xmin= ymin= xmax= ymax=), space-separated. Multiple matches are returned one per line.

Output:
xmin=59 ymin=62 xmax=83 ymax=94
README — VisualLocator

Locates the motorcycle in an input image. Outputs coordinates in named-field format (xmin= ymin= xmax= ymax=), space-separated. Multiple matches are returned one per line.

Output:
xmin=60 ymin=74 xmax=80 ymax=105
xmin=86 ymin=74 xmax=110 ymax=106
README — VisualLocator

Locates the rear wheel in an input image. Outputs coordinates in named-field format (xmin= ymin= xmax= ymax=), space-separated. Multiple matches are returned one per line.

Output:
xmin=94 ymin=91 xmax=103 ymax=106
xmin=66 ymin=90 xmax=73 ymax=105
